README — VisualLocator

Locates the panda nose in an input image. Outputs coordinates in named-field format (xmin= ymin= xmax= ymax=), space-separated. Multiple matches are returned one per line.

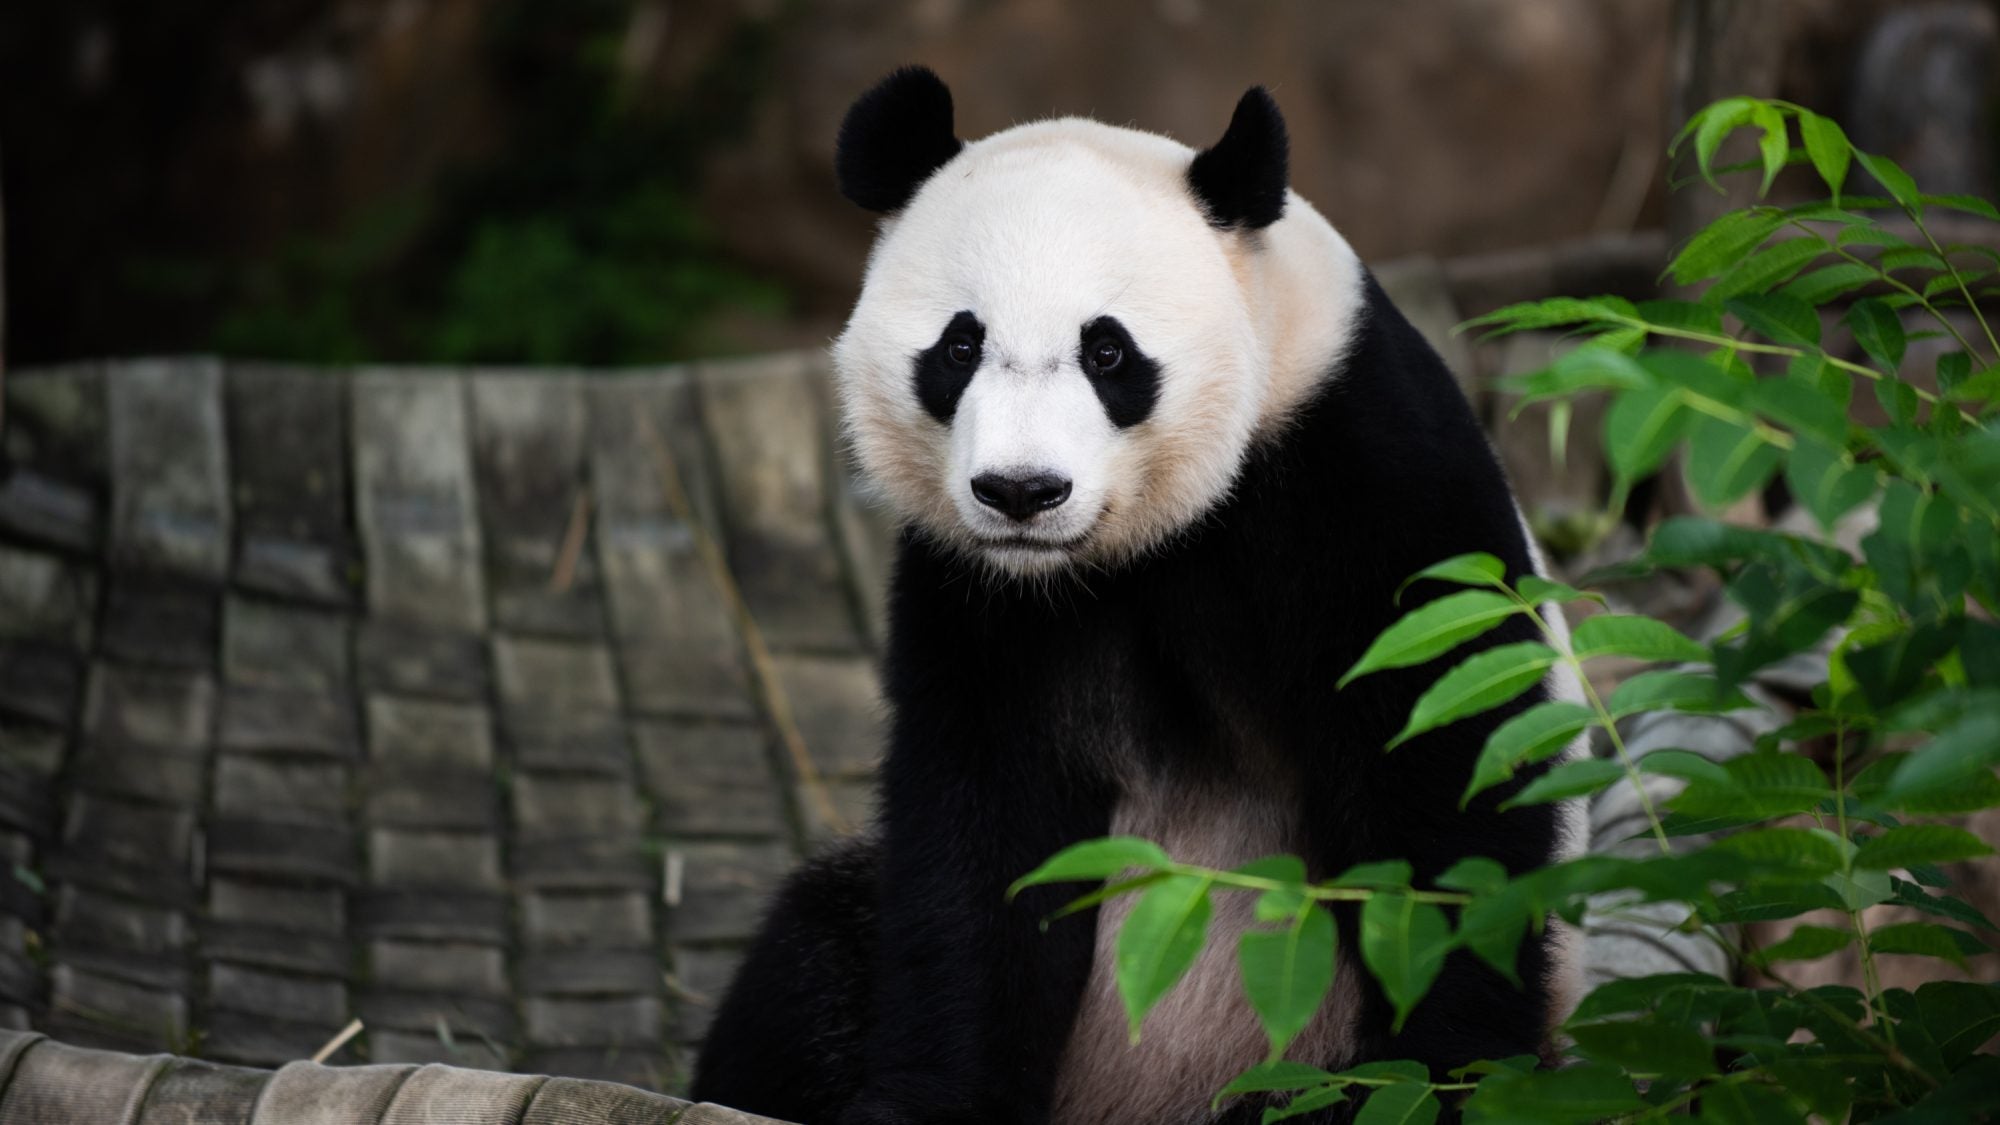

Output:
xmin=971 ymin=471 xmax=1072 ymax=521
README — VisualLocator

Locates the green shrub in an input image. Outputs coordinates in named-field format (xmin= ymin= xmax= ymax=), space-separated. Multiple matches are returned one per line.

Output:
xmin=1017 ymin=97 xmax=2000 ymax=1123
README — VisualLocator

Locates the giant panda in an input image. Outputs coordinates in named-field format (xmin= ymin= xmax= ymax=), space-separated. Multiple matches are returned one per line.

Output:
xmin=692 ymin=67 xmax=1584 ymax=1125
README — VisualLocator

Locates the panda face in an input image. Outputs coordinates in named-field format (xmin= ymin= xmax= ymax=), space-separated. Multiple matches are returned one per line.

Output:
xmin=833 ymin=121 xmax=1267 ymax=576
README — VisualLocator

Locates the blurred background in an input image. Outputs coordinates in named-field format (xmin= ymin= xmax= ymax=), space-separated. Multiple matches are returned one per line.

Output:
xmin=4 ymin=0 xmax=1985 ymax=371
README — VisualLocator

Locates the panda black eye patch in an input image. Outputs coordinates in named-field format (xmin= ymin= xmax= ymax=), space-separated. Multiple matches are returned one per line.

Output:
xmin=913 ymin=310 xmax=984 ymax=423
xmin=1079 ymin=316 xmax=1159 ymax=428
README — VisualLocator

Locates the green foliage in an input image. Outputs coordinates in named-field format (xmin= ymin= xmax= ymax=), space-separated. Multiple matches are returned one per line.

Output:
xmin=212 ymin=2 xmax=786 ymax=364
xmin=1019 ymin=98 xmax=2000 ymax=1121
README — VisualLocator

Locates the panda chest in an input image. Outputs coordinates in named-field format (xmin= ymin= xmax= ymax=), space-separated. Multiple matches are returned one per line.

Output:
xmin=1049 ymin=771 xmax=1361 ymax=1125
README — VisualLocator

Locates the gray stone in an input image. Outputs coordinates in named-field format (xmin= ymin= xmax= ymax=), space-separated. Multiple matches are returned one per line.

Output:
xmin=368 ymin=1029 xmax=510 ymax=1072
xmin=226 ymin=363 xmax=357 ymax=604
xmin=3 ymin=365 xmax=107 ymax=474
xmin=504 ymin=709 xmax=633 ymax=778
xmin=0 ymin=766 xmax=54 ymax=838
xmin=98 ymin=578 xmax=218 ymax=669
xmin=383 ymin=1062 xmax=546 ymax=1119
xmin=617 ymin=640 xmax=754 ymax=721
xmin=698 ymin=352 xmax=859 ymax=652
xmin=512 ymin=773 xmax=643 ymax=839
xmin=363 ymin=775 xmax=501 ymax=832
xmin=517 ymin=949 xmax=661 ymax=998
xmin=519 ymin=892 xmax=653 ymax=950
xmin=0 ymin=643 xmax=81 ymax=727
xmin=493 ymin=637 xmax=621 ymax=712
xmin=368 ymin=940 xmax=508 ymax=997
xmin=52 ymin=945 xmax=188 ymax=993
xmin=523 ymin=1050 xmax=671 ymax=1095
xmin=208 ymin=878 xmax=346 ymax=934
xmin=0 ymin=719 xmax=66 ymax=778
xmin=768 ymin=654 xmax=882 ymax=779
xmin=205 ymin=819 xmax=358 ymax=886
xmin=257 ymin=1059 xmax=417 ymax=1122
xmin=366 ymin=696 xmax=494 ymax=770
xmin=352 ymin=371 xmax=486 ymax=630
xmin=633 ymin=722 xmax=786 ymax=838
xmin=83 ymin=664 xmax=213 ymax=752
xmin=830 ymin=456 xmax=898 ymax=649
xmin=106 ymin=358 xmax=231 ymax=580
xmin=471 ymin=374 xmax=605 ymax=638
xmin=0 ymin=1030 xmax=164 ymax=1121
xmin=799 ymin=777 xmax=876 ymax=846
xmin=667 ymin=948 xmax=743 ymax=1043
xmin=0 ymin=546 xmax=95 ymax=650
xmin=221 ymin=596 xmax=350 ymax=690
xmin=523 ymin=995 xmax=661 ymax=1049
xmin=0 ymin=468 xmax=98 ymax=553
xmin=202 ymin=1011 xmax=347 ymax=1068
xmin=200 ymin=924 xmax=352 ymax=980
xmin=66 ymin=742 xmax=206 ymax=807
xmin=53 ymin=886 xmax=187 ymax=961
xmin=212 ymin=755 xmax=350 ymax=824
xmin=355 ymin=991 xmax=515 ymax=1041
xmin=58 ymin=794 xmax=197 ymax=885
xmin=665 ymin=843 xmax=793 ymax=943
xmin=218 ymin=684 xmax=359 ymax=758
xmin=207 ymin=962 xmax=347 ymax=1025
xmin=368 ymin=829 xmax=501 ymax=891
xmin=356 ymin=622 xmax=490 ymax=702
xmin=352 ymin=892 xmax=510 ymax=945
xmin=47 ymin=963 xmax=186 ymax=1048
xmin=511 ymin=837 xmax=650 ymax=892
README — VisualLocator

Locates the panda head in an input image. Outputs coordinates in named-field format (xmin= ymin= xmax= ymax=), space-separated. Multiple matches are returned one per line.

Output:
xmin=832 ymin=66 xmax=1329 ymax=577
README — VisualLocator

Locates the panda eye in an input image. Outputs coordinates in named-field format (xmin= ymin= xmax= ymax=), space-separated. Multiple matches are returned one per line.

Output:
xmin=1089 ymin=340 xmax=1125 ymax=374
xmin=946 ymin=338 xmax=979 ymax=367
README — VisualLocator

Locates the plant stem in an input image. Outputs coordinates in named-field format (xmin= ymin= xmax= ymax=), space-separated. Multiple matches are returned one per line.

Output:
xmin=1909 ymin=211 xmax=2000 ymax=361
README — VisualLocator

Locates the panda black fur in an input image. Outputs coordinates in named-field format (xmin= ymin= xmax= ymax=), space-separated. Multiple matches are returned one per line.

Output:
xmin=693 ymin=68 xmax=1583 ymax=1125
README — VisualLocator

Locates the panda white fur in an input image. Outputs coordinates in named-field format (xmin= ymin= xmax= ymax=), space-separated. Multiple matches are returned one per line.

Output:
xmin=693 ymin=67 xmax=1583 ymax=1125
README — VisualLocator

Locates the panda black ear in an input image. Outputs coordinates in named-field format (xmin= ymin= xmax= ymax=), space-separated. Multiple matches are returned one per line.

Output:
xmin=1187 ymin=87 xmax=1289 ymax=230
xmin=836 ymin=66 xmax=963 ymax=213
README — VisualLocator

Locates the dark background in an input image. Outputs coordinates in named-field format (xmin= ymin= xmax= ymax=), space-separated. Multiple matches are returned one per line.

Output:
xmin=0 ymin=0 xmax=1987 ymax=369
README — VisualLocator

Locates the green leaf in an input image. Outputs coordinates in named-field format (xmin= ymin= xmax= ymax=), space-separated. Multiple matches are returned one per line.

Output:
xmin=1239 ymin=904 xmax=1337 ymax=1061
xmin=1709 ymin=880 xmax=1847 ymax=924
xmin=1797 ymin=110 xmax=1851 ymax=199
xmin=1785 ymin=438 xmax=1877 ymax=530
xmin=1115 ymin=873 xmax=1214 ymax=1042
xmin=1855 ymin=149 xmax=1923 ymax=214
xmin=1688 ymin=97 xmax=1759 ymax=191
xmin=1845 ymin=297 xmax=1907 ymax=371
xmin=1708 ymin=826 xmax=1846 ymax=876
xmin=1780 ymin=262 xmax=1878 ymax=306
xmin=1669 ymin=208 xmax=1786 ymax=285
xmin=1436 ymin=857 xmax=1508 ymax=895
xmin=1360 ymin=890 xmax=1451 ymax=1033
xmin=1567 ymin=1016 xmax=1716 ymax=1076
xmin=1826 ymin=865 xmax=1894 ymax=911
xmin=1217 ymin=1060 xmax=1340 ymax=1099
xmin=1330 ymin=860 xmax=1415 ymax=890
xmin=1886 ymin=705 xmax=2000 ymax=799
xmin=1462 ymin=701 xmax=1595 ymax=806
xmin=1672 ymin=752 xmax=1833 ymax=821
xmin=1260 ymin=1085 xmax=1350 ymax=1123
xmin=1854 ymin=824 xmax=1995 ymax=870
xmin=1710 ymin=236 xmax=1825 ymax=301
xmin=1913 ymin=980 xmax=2000 ymax=1067
xmin=1570 ymin=614 xmax=1707 ymax=663
xmin=1387 ymin=642 xmax=1557 ymax=749
xmin=1352 ymin=1083 xmax=1439 ymax=1125
xmin=1497 ymin=757 xmax=1626 ymax=809
xmin=1396 ymin=552 xmax=1506 ymax=599
xmin=1891 ymin=876 xmax=2000 ymax=932
xmin=1726 ymin=292 xmax=1822 ymax=347
xmin=1515 ymin=574 xmax=1601 ymax=605
xmin=1607 ymin=669 xmax=1753 ymax=717
xmin=1461 ymin=1063 xmax=1644 ymax=1123
xmin=1604 ymin=384 xmax=1689 ymax=481
xmin=1751 ymin=103 xmax=1788 ymax=197
xmin=1340 ymin=590 xmax=1525 ymax=687
xmin=1922 ymin=193 xmax=2000 ymax=221
xmin=1754 ymin=922 xmax=1854 ymax=963
xmin=1697 ymin=1082 xmax=1808 ymax=1124
xmin=1846 ymin=619 xmax=1963 ymax=709
xmin=1750 ymin=371 xmax=1850 ymax=445
xmin=1688 ymin=414 xmax=1785 ymax=508
xmin=1011 ymin=836 xmax=1171 ymax=896
xmin=1869 ymin=920 xmax=1988 ymax=969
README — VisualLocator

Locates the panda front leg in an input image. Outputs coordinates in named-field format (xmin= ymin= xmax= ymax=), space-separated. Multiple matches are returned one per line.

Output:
xmin=840 ymin=741 xmax=1111 ymax=1125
